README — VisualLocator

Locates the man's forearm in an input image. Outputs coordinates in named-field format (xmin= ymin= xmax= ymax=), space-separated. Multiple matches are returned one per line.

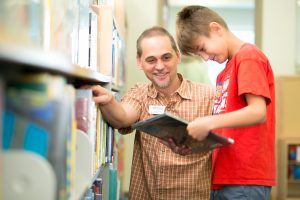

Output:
xmin=99 ymin=97 xmax=129 ymax=129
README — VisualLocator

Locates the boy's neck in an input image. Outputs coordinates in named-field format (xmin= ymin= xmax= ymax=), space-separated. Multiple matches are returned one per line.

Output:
xmin=227 ymin=32 xmax=245 ymax=60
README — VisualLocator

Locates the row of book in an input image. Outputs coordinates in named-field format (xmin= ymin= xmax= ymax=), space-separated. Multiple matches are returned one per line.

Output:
xmin=0 ymin=0 xmax=126 ymax=88
xmin=81 ymin=178 xmax=103 ymax=200
xmin=1 ymin=72 xmax=109 ymax=199
xmin=288 ymin=145 xmax=300 ymax=180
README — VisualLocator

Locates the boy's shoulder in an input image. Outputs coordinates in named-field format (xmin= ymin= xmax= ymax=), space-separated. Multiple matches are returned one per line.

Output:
xmin=239 ymin=43 xmax=259 ymax=53
xmin=236 ymin=43 xmax=268 ymax=61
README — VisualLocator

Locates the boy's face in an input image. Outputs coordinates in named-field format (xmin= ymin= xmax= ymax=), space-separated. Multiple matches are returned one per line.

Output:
xmin=193 ymin=28 xmax=229 ymax=64
xmin=137 ymin=35 xmax=180 ymax=89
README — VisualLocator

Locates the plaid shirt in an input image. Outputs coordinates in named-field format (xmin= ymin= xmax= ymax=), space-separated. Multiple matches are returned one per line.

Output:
xmin=121 ymin=75 xmax=215 ymax=200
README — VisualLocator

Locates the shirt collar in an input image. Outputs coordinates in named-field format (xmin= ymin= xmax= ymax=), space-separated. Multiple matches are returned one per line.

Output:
xmin=147 ymin=73 xmax=192 ymax=100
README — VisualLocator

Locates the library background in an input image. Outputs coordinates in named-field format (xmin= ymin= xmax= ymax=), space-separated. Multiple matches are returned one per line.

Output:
xmin=1 ymin=0 xmax=300 ymax=200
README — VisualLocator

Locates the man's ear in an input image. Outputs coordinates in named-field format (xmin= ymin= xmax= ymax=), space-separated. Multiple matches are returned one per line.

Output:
xmin=176 ymin=50 xmax=181 ymax=64
xmin=136 ymin=57 xmax=143 ymax=70
xmin=209 ymin=22 xmax=222 ymax=35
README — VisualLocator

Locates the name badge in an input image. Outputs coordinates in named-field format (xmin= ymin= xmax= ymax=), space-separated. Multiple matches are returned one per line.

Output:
xmin=149 ymin=105 xmax=166 ymax=115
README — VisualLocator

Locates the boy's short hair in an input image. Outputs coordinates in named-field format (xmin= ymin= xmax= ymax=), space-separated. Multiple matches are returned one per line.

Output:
xmin=136 ymin=26 xmax=178 ymax=58
xmin=176 ymin=5 xmax=228 ymax=56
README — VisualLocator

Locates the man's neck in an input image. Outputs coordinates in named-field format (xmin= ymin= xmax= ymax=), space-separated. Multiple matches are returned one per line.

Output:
xmin=156 ymin=75 xmax=182 ymax=97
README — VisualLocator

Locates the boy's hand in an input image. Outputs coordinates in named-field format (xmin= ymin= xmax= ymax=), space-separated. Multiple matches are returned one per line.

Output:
xmin=187 ymin=117 xmax=211 ymax=141
xmin=159 ymin=138 xmax=192 ymax=156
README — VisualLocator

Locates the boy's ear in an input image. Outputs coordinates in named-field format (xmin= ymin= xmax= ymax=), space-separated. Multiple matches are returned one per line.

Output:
xmin=209 ymin=22 xmax=222 ymax=35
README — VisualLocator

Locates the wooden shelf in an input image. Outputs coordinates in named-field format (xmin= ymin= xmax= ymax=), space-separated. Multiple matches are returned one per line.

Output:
xmin=288 ymin=179 xmax=300 ymax=184
xmin=288 ymin=160 xmax=300 ymax=165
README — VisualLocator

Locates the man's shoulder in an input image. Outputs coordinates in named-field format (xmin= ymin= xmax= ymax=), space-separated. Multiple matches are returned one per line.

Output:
xmin=124 ymin=83 xmax=151 ymax=96
xmin=182 ymin=80 xmax=215 ymax=99
xmin=186 ymin=79 xmax=215 ymax=91
xmin=130 ymin=82 xmax=150 ymax=91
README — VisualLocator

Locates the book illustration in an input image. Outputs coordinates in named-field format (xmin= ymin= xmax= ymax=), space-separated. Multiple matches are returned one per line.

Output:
xmin=131 ymin=112 xmax=234 ymax=153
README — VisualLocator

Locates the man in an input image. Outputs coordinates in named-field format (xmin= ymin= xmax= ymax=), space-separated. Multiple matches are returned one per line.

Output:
xmin=90 ymin=26 xmax=215 ymax=199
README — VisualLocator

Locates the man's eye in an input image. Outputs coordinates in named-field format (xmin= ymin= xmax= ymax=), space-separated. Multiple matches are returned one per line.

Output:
xmin=147 ymin=59 xmax=156 ymax=64
xmin=162 ymin=56 xmax=171 ymax=61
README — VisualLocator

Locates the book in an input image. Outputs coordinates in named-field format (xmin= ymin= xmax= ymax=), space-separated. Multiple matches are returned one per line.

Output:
xmin=131 ymin=112 xmax=234 ymax=153
xmin=91 ymin=5 xmax=113 ymax=75
xmin=2 ymin=73 xmax=75 ymax=200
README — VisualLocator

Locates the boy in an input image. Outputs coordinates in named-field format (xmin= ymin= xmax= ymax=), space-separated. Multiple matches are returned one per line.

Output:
xmin=176 ymin=5 xmax=276 ymax=200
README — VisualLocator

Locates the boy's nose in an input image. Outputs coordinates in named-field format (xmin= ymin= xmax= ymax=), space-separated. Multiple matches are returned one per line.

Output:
xmin=199 ymin=52 xmax=209 ymax=61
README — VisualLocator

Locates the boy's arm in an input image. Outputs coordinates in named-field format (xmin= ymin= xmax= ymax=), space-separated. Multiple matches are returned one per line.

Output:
xmin=187 ymin=94 xmax=267 ymax=141
xmin=91 ymin=85 xmax=139 ymax=129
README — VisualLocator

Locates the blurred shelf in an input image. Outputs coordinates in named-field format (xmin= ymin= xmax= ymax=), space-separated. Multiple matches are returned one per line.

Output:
xmin=288 ymin=179 xmax=300 ymax=184
xmin=0 ymin=44 xmax=111 ymax=84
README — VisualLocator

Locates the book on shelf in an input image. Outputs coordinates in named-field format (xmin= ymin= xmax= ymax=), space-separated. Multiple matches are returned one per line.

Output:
xmin=91 ymin=4 xmax=113 ymax=75
xmin=77 ymin=0 xmax=91 ymax=68
xmin=0 ymin=77 xmax=3 ymax=151
xmin=89 ymin=10 xmax=98 ymax=71
xmin=131 ymin=112 xmax=234 ymax=153
xmin=2 ymin=73 xmax=76 ymax=200
xmin=75 ymin=88 xmax=98 ymax=173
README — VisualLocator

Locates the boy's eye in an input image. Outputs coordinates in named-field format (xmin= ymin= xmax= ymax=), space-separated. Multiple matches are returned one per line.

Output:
xmin=197 ymin=47 xmax=203 ymax=52
xmin=195 ymin=45 xmax=204 ymax=53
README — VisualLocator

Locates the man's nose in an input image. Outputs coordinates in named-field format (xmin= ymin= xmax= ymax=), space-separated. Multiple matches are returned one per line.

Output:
xmin=155 ymin=59 xmax=164 ymax=69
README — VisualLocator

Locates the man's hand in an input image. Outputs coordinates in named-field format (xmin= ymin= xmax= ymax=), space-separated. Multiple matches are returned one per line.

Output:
xmin=160 ymin=138 xmax=192 ymax=156
xmin=81 ymin=85 xmax=113 ymax=106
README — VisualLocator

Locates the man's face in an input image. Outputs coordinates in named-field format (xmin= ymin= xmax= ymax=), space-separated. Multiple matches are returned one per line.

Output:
xmin=137 ymin=35 xmax=180 ymax=89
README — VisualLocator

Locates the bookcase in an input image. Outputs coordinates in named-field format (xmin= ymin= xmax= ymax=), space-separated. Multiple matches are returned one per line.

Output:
xmin=277 ymin=138 xmax=300 ymax=200
xmin=0 ymin=0 xmax=126 ymax=199
xmin=275 ymin=76 xmax=300 ymax=200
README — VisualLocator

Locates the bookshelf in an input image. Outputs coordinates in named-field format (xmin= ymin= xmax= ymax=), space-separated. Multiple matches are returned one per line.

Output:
xmin=274 ymin=76 xmax=300 ymax=200
xmin=1 ymin=0 xmax=126 ymax=199
xmin=277 ymin=138 xmax=300 ymax=200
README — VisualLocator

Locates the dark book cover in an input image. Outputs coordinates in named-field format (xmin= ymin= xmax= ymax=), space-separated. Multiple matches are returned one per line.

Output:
xmin=131 ymin=112 xmax=234 ymax=153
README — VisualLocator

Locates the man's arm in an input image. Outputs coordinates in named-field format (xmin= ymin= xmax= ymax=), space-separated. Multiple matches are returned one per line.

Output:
xmin=91 ymin=85 xmax=139 ymax=129
xmin=187 ymin=93 xmax=267 ymax=141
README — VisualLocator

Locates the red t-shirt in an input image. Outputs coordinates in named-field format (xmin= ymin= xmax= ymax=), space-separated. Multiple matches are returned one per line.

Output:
xmin=212 ymin=43 xmax=276 ymax=189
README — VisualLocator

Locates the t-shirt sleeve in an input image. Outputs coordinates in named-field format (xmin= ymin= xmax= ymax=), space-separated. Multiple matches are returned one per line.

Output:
xmin=237 ymin=59 xmax=272 ymax=104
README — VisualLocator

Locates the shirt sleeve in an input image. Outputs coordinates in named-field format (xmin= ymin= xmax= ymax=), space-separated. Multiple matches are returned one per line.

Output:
xmin=118 ymin=84 xmax=143 ymax=134
xmin=237 ymin=59 xmax=272 ymax=104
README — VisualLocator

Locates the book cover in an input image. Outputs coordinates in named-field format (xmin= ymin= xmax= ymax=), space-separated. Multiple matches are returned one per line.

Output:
xmin=131 ymin=112 xmax=234 ymax=153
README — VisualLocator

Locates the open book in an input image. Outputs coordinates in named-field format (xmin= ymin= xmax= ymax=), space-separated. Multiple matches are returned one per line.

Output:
xmin=131 ymin=112 xmax=234 ymax=153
